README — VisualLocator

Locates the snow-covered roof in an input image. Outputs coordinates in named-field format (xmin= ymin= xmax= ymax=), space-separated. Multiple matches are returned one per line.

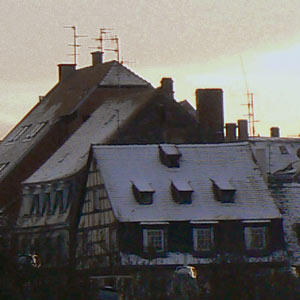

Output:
xmin=249 ymin=137 xmax=300 ymax=174
xmin=24 ymin=89 xmax=155 ymax=184
xmin=270 ymin=183 xmax=300 ymax=266
xmin=92 ymin=143 xmax=281 ymax=222
xmin=0 ymin=60 xmax=151 ymax=183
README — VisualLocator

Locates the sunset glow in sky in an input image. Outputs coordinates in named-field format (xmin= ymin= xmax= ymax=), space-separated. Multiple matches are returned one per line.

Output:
xmin=1 ymin=0 xmax=300 ymax=138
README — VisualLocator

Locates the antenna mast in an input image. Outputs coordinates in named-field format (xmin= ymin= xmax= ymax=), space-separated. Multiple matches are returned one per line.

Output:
xmin=64 ymin=25 xmax=88 ymax=65
xmin=93 ymin=28 xmax=120 ymax=62
xmin=240 ymin=57 xmax=257 ymax=137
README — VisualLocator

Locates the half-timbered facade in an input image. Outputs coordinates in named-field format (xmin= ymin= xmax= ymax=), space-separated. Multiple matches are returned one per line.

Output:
xmin=76 ymin=143 xmax=286 ymax=272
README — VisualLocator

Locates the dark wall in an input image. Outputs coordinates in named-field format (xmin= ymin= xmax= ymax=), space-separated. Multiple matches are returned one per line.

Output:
xmin=118 ymin=219 xmax=284 ymax=258
xmin=109 ymin=93 xmax=203 ymax=145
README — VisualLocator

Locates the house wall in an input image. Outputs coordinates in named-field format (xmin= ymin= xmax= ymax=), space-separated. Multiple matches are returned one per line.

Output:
xmin=118 ymin=219 xmax=285 ymax=264
xmin=108 ymin=93 xmax=202 ymax=145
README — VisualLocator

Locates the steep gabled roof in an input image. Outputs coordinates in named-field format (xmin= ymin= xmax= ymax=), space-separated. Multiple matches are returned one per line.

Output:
xmin=24 ymin=89 xmax=156 ymax=184
xmin=0 ymin=60 xmax=152 ymax=183
xmin=91 ymin=143 xmax=280 ymax=222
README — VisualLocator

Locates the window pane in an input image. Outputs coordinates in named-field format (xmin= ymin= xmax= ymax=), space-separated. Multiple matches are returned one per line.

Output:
xmin=245 ymin=227 xmax=266 ymax=250
xmin=194 ymin=228 xmax=214 ymax=251
xmin=144 ymin=229 xmax=164 ymax=252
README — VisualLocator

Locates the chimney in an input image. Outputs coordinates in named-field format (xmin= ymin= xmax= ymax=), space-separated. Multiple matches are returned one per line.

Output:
xmin=196 ymin=88 xmax=224 ymax=143
xmin=58 ymin=64 xmax=76 ymax=82
xmin=238 ymin=119 xmax=249 ymax=141
xmin=270 ymin=127 xmax=280 ymax=138
xmin=91 ymin=51 xmax=103 ymax=66
xmin=160 ymin=78 xmax=174 ymax=99
xmin=225 ymin=123 xmax=237 ymax=142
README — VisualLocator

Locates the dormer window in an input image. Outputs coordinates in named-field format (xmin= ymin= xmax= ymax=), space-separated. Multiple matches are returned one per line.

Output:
xmin=211 ymin=178 xmax=236 ymax=203
xmin=159 ymin=145 xmax=181 ymax=168
xmin=132 ymin=180 xmax=154 ymax=205
xmin=171 ymin=180 xmax=193 ymax=204
xmin=23 ymin=122 xmax=47 ymax=141
xmin=6 ymin=125 xmax=31 ymax=144
xmin=279 ymin=145 xmax=288 ymax=154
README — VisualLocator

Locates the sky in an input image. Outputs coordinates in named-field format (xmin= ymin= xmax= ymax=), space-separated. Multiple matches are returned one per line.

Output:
xmin=1 ymin=0 xmax=300 ymax=138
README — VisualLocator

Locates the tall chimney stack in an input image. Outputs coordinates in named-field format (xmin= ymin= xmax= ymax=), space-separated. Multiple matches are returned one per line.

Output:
xmin=58 ymin=64 xmax=76 ymax=82
xmin=196 ymin=88 xmax=224 ymax=143
xmin=91 ymin=51 xmax=103 ymax=66
xmin=160 ymin=78 xmax=174 ymax=99
xmin=225 ymin=123 xmax=237 ymax=142
xmin=238 ymin=119 xmax=249 ymax=141
xmin=270 ymin=127 xmax=280 ymax=138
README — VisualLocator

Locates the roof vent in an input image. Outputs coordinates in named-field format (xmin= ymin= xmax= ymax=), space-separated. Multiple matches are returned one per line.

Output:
xmin=159 ymin=145 xmax=181 ymax=168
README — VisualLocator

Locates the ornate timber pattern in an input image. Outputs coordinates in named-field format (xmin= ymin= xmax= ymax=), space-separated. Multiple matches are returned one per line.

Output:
xmin=76 ymin=159 xmax=118 ymax=269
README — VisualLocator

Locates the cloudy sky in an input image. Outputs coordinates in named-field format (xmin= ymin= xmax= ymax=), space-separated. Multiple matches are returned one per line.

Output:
xmin=1 ymin=0 xmax=300 ymax=138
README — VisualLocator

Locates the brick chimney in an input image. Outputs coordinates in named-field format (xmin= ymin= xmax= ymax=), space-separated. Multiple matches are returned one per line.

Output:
xmin=91 ymin=51 xmax=103 ymax=66
xmin=225 ymin=123 xmax=237 ymax=142
xmin=58 ymin=64 xmax=76 ymax=82
xmin=270 ymin=127 xmax=280 ymax=138
xmin=160 ymin=78 xmax=174 ymax=99
xmin=196 ymin=88 xmax=224 ymax=143
xmin=238 ymin=119 xmax=249 ymax=141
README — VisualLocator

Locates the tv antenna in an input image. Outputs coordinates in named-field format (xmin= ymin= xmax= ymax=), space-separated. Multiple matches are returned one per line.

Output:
xmin=64 ymin=25 xmax=88 ymax=65
xmin=240 ymin=57 xmax=258 ymax=137
xmin=92 ymin=28 xmax=120 ymax=62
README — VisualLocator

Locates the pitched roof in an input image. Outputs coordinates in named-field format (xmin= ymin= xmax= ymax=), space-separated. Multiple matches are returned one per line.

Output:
xmin=24 ymin=89 xmax=156 ymax=184
xmin=249 ymin=137 xmax=300 ymax=174
xmin=92 ymin=143 xmax=280 ymax=222
xmin=0 ymin=60 xmax=152 ymax=183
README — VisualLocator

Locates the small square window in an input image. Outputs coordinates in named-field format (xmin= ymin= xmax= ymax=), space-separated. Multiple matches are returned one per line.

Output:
xmin=279 ymin=145 xmax=288 ymax=155
xmin=143 ymin=229 xmax=165 ymax=253
xmin=244 ymin=226 xmax=267 ymax=250
xmin=193 ymin=228 xmax=214 ymax=251
xmin=31 ymin=194 xmax=40 ymax=215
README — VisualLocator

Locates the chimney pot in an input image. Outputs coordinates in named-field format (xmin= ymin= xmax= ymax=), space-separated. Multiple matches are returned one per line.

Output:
xmin=238 ymin=119 xmax=249 ymax=141
xmin=270 ymin=127 xmax=280 ymax=138
xmin=91 ymin=51 xmax=103 ymax=66
xmin=58 ymin=64 xmax=76 ymax=82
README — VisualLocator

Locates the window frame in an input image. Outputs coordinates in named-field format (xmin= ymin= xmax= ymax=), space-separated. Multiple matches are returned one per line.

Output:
xmin=244 ymin=226 xmax=268 ymax=251
xmin=193 ymin=227 xmax=215 ymax=252
xmin=143 ymin=229 xmax=165 ymax=253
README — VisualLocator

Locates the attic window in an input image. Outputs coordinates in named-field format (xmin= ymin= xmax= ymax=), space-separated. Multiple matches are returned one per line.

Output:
xmin=279 ymin=145 xmax=288 ymax=154
xmin=6 ymin=125 xmax=31 ymax=144
xmin=171 ymin=180 xmax=193 ymax=204
xmin=0 ymin=162 xmax=9 ymax=173
xmin=211 ymin=179 xmax=236 ymax=203
xmin=132 ymin=180 xmax=154 ymax=205
xmin=23 ymin=122 xmax=47 ymax=140
xmin=159 ymin=145 xmax=181 ymax=168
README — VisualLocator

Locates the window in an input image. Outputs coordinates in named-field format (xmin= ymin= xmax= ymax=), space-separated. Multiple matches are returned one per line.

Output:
xmin=279 ymin=145 xmax=288 ymax=155
xmin=171 ymin=180 xmax=193 ymax=204
xmin=30 ymin=194 xmax=40 ymax=215
xmin=42 ymin=193 xmax=51 ymax=215
xmin=211 ymin=179 xmax=236 ymax=203
xmin=193 ymin=228 xmax=214 ymax=251
xmin=23 ymin=122 xmax=47 ymax=140
xmin=6 ymin=125 xmax=31 ymax=143
xmin=54 ymin=190 xmax=63 ymax=213
xmin=244 ymin=226 xmax=267 ymax=250
xmin=143 ymin=229 xmax=165 ymax=252
xmin=159 ymin=145 xmax=181 ymax=168
xmin=132 ymin=181 xmax=154 ymax=205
